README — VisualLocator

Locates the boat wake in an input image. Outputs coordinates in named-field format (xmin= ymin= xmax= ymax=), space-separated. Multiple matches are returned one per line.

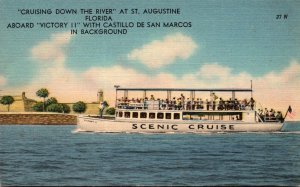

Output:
xmin=72 ymin=128 xmax=300 ymax=135
xmin=271 ymin=131 xmax=300 ymax=134
xmin=71 ymin=128 xmax=99 ymax=134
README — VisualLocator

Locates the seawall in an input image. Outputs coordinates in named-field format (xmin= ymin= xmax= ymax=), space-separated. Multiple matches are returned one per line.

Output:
xmin=0 ymin=112 xmax=77 ymax=125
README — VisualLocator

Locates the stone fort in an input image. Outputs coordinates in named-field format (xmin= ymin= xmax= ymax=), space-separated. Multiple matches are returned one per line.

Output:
xmin=0 ymin=91 xmax=101 ymax=114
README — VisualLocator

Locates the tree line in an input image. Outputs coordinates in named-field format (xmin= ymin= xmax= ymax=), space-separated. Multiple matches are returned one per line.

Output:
xmin=0 ymin=88 xmax=115 ymax=115
xmin=33 ymin=88 xmax=87 ymax=113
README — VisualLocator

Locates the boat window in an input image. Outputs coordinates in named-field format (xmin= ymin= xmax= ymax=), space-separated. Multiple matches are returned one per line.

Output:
xmin=157 ymin=112 xmax=164 ymax=119
xmin=149 ymin=113 xmax=155 ymax=119
xmin=166 ymin=113 xmax=171 ymax=119
xmin=125 ymin=112 xmax=130 ymax=118
xmin=132 ymin=112 xmax=138 ymax=118
xmin=118 ymin=111 xmax=123 ymax=117
xmin=174 ymin=113 xmax=180 ymax=120
xmin=140 ymin=112 xmax=147 ymax=118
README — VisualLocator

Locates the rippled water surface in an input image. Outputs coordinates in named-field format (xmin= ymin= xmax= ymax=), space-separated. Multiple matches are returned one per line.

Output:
xmin=1 ymin=122 xmax=300 ymax=186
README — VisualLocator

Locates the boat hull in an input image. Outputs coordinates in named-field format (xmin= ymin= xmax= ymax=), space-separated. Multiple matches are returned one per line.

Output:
xmin=77 ymin=116 xmax=283 ymax=133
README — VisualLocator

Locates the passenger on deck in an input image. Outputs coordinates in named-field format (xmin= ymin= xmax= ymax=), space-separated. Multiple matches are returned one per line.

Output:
xmin=270 ymin=109 xmax=275 ymax=118
xmin=179 ymin=98 xmax=183 ymax=110
xmin=150 ymin=95 xmax=155 ymax=100
xmin=276 ymin=111 xmax=284 ymax=122
xmin=210 ymin=92 xmax=218 ymax=111
xmin=250 ymin=97 xmax=255 ymax=110
xmin=241 ymin=99 xmax=247 ymax=110
xmin=224 ymin=100 xmax=228 ymax=110
xmin=181 ymin=94 xmax=185 ymax=110
xmin=161 ymin=99 xmax=166 ymax=110
xmin=218 ymin=97 xmax=224 ymax=110
xmin=186 ymin=98 xmax=191 ymax=110
xmin=264 ymin=108 xmax=269 ymax=120
xmin=125 ymin=97 xmax=129 ymax=103
xmin=212 ymin=100 xmax=216 ymax=110
xmin=165 ymin=99 xmax=170 ymax=110
xmin=195 ymin=98 xmax=199 ymax=110
xmin=191 ymin=98 xmax=195 ymax=110
xmin=199 ymin=98 xmax=204 ymax=110
xmin=157 ymin=98 xmax=161 ymax=110
xmin=175 ymin=98 xmax=180 ymax=110
xmin=228 ymin=98 xmax=234 ymax=110
xmin=171 ymin=97 xmax=176 ymax=110
xmin=206 ymin=99 xmax=209 ymax=110
xmin=234 ymin=99 xmax=240 ymax=110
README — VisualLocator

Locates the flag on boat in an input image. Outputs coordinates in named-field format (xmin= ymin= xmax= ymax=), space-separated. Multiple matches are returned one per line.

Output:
xmin=287 ymin=106 xmax=296 ymax=119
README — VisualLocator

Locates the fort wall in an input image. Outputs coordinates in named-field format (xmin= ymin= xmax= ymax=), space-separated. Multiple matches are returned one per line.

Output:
xmin=0 ymin=112 xmax=77 ymax=125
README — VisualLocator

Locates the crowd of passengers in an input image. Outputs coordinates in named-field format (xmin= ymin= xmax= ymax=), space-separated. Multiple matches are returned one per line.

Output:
xmin=258 ymin=108 xmax=284 ymax=122
xmin=117 ymin=93 xmax=256 ymax=111
xmin=117 ymin=94 xmax=284 ymax=122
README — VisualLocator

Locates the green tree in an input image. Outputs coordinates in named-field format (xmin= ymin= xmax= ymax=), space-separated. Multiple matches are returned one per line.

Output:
xmin=105 ymin=107 xmax=115 ymax=115
xmin=45 ymin=97 xmax=58 ymax=107
xmin=47 ymin=103 xmax=71 ymax=113
xmin=36 ymin=88 xmax=49 ymax=112
xmin=32 ymin=102 xmax=44 ymax=112
xmin=72 ymin=101 xmax=87 ymax=114
xmin=0 ymin=96 xmax=15 ymax=112
xmin=60 ymin=103 xmax=71 ymax=113
xmin=47 ymin=103 xmax=62 ymax=113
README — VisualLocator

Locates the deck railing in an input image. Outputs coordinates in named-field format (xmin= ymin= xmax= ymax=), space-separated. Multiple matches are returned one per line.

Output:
xmin=116 ymin=100 xmax=254 ymax=111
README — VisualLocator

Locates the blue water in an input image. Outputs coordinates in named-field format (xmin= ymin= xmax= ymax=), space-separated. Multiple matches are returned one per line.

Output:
xmin=1 ymin=122 xmax=300 ymax=186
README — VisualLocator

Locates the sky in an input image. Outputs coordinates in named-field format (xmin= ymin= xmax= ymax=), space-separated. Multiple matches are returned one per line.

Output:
xmin=0 ymin=0 xmax=299 ymax=119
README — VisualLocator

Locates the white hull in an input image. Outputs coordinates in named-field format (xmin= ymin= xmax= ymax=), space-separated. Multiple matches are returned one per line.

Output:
xmin=77 ymin=116 xmax=283 ymax=133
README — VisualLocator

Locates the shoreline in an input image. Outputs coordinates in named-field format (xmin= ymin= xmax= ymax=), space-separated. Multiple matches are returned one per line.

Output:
xmin=0 ymin=112 xmax=77 ymax=125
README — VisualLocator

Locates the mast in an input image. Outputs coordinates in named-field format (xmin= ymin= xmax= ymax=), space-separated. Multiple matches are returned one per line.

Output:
xmin=114 ymin=85 xmax=120 ymax=108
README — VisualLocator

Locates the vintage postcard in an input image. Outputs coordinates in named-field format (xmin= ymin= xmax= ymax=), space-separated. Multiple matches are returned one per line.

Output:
xmin=1 ymin=0 xmax=299 ymax=117
xmin=0 ymin=0 xmax=300 ymax=186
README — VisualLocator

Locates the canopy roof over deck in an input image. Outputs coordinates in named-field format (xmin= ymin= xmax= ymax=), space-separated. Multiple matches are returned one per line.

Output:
xmin=114 ymin=84 xmax=253 ymax=102
xmin=115 ymin=87 xmax=252 ymax=92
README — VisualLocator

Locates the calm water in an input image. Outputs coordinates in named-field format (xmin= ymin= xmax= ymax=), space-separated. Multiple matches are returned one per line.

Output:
xmin=1 ymin=122 xmax=300 ymax=186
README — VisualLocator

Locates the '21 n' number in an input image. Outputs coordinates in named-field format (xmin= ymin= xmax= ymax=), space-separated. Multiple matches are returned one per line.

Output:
xmin=276 ymin=14 xmax=288 ymax=20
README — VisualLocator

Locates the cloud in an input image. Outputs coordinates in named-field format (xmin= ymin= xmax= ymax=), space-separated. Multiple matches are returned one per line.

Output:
xmin=193 ymin=61 xmax=300 ymax=116
xmin=254 ymin=60 xmax=300 ymax=112
xmin=128 ymin=32 xmax=197 ymax=69
xmin=31 ymin=32 xmax=72 ymax=66
xmin=196 ymin=63 xmax=233 ymax=82
xmin=0 ymin=75 xmax=6 ymax=86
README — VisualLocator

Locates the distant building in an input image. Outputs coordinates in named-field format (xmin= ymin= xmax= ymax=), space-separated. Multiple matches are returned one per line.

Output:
xmin=97 ymin=89 xmax=104 ymax=103
xmin=0 ymin=92 xmax=34 ymax=112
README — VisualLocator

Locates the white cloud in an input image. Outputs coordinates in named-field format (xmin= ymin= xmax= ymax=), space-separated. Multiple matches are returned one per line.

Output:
xmin=128 ymin=32 xmax=197 ymax=69
xmin=193 ymin=62 xmax=300 ymax=117
xmin=0 ymin=75 xmax=6 ymax=86
xmin=31 ymin=32 xmax=72 ymax=67
xmin=197 ymin=63 xmax=231 ymax=79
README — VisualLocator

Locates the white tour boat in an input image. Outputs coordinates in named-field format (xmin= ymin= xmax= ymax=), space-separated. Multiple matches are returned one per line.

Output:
xmin=77 ymin=85 xmax=286 ymax=133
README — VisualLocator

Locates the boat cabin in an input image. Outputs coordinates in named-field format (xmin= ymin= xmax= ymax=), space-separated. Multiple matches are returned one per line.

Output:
xmin=115 ymin=109 xmax=256 ymax=122
xmin=112 ymin=85 xmax=263 ymax=122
